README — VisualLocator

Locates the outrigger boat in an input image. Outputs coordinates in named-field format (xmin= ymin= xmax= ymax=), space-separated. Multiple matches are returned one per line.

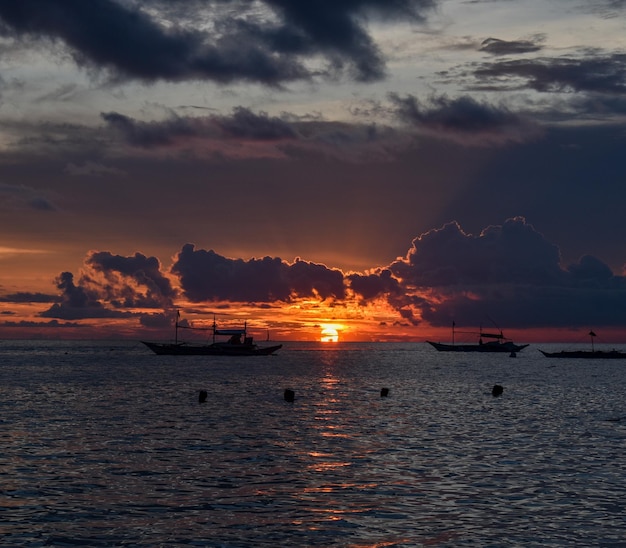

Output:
xmin=539 ymin=331 xmax=626 ymax=359
xmin=142 ymin=312 xmax=282 ymax=356
xmin=427 ymin=322 xmax=529 ymax=353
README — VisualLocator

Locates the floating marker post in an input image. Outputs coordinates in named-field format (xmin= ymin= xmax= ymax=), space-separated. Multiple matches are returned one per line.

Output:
xmin=284 ymin=389 xmax=295 ymax=402
xmin=492 ymin=385 xmax=503 ymax=397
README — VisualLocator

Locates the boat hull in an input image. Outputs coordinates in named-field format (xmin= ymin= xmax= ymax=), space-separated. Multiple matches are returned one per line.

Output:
xmin=142 ymin=341 xmax=282 ymax=356
xmin=427 ymin=341 xmax=529 ymax=353
xmin=539 ymin=350 xmax=626 ymax=359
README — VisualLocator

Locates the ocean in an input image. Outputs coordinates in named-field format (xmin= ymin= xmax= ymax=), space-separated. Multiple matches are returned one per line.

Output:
xmin=1 ymin=340 xmax=625 ymax=547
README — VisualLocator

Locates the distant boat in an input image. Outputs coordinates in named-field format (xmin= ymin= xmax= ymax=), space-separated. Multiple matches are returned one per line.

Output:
xmin=539 ymin=331 xmax=626 ymax=359
xmin=142 ymin=312 xmax=282 ymax=356
xmin=427 ymin=322 xmax=529 ymax=353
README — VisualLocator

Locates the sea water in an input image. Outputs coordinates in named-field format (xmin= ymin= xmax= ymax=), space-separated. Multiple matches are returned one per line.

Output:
xmin=1 ymin=340 xmax=625 ymax=547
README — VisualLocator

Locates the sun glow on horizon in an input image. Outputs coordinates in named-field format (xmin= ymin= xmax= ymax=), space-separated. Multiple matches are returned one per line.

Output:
xmin=320 ymin=324 xmax=342 ymax=342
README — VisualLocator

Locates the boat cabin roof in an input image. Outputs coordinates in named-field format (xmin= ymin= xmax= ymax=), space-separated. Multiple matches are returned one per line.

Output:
xmin=215 ymin=329 xmax=246 ymax=336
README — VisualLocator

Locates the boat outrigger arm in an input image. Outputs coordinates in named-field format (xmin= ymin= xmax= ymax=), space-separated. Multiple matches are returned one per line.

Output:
xmin=453 ymin=325 xmax=506 ymax=343
xmin=173 ymin=311 xmax=211 ymax=343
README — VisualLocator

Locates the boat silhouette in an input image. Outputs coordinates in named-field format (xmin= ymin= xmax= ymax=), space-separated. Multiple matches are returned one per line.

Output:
xmin=539 ymin=331 xmax=625 ymax=359
xmin=427 ymin=321 xmax=529 ymax=353
xmin=142 ymin=312 xmax=282 ymax=356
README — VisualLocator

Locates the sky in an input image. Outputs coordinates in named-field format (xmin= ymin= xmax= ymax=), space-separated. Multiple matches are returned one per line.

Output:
xmin=1 ymin=0 xmax=626 ymax=343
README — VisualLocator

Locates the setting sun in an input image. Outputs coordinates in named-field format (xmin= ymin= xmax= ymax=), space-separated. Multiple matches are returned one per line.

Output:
xmin=320 ymin=324 xmax=340 ymax=343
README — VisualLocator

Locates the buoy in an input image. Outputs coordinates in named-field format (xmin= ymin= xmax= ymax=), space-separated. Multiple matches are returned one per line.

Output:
xmin=284 ymin=389 xmax=295 ymax=402
xmin=380 ymin=387 xmax=389 ymax=397
xmin=492 ymin=385 xmax=503 ymax=397
xmin=198 ymin=390 xmax=208 ymax=403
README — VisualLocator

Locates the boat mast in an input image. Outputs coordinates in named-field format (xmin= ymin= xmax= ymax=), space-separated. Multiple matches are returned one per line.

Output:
xmin=175 ymin=309 xmax=180 ymax=344
xmin=452 ymin=320 xmax=455 ymax=346
xmin=589 ymin=330 xmax=596 ymax=352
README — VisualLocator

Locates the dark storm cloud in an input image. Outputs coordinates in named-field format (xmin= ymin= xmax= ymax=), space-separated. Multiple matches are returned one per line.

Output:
xmin=40 ymin=250 xmax=176 ymax=319
xmin=101 ymin=112 xmax=205 ymax=147
xmin=347 ymin=268 xmax=402 ymax=301
xmin=390 ymin=218 xmax=563 ymax=287
xmin=388 ymin=93 xmax=540 ymax=145
xmin=0 ymin=0 xmax=304 ymax=85
xmin=40 ymin=271 xmax=132 ymax=320
xmin=84 ymin=251 xmax=176 ymax=308
xmin=101 ymin=107 xmax=297 ymax=147
xmin=0 ymin=292 xmax=58 ymax=303
xmin=213 ymin=107 xmax=298 ymax=140
xmin=381 ymin=218 xmax=626 ymax=329
xmin=479 ymin=37 xmax=543 ymax=56
xmin=567 ymin=255 xmax=614 ymax=282
xmin=0 ymin=0 xmax=436 ymax=84
xmin=248 ymin=0 xmax=437 ymax=82
xmin=30 ymin=216 xmax=626 ymax=331
xmin=473 ymin=53 xmax=626 ymax=94
xmin=171 ymin=244 xmax=346 ymax=302
xmin=100 ymin=107 xmax=400 ymax=161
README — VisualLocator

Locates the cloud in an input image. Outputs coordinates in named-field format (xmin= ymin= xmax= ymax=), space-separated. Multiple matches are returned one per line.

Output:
xmin=101 ymin=107 xmax=297 ymax=148
xmin=0 ymin=0 xmax=436 ymax=85
xmin=390 ymin=218 xmax=563 ymax=287
xmin=26 ymin=217 xmax=626 ymax=332
xmin=139 ymin=312 xmax=173 ymax=329
xmin=2 ymin=319 xmax=84 ymax=328
xmin=380 ymin=217 xmax=626 ymax=329
xmin=83 ymin=250 xmax=177 ymax=308
xmin=0 ymin=291 xmax=58 ymax=303
xmin=0 ymin=182 xmax=58 ymax=211
xmin=388 ymin=93 xmax=541 ymax=145
xmin=100 ymin=107 xmax=403 ymax=162
xmin=40 ymin=271 xmax=131 ymax=320
xmin=101 ymin=111 xmax=207 ymax=147
xmin=0 ymin=247 xmax=46 ymax=258
xmin=212 ymin=107 xmax=298 ymax=140
xmin=171 ymin=244 xmax=346 ymax=302
xmin=347 ymin=267 xmax=427 ymax=326
xmin=567 ymin=254 xmax=614 ymax=283
xmin=473 ymin=53 xmax=626 ymax=94
xmin=40 ymin=249 xmax=176 ymax=319
xmin=251 ymin=0 xmax=437 ymax=82
xmin=479 ymin=37 xmax=543 ymax=56
xmin=347 ymin=268 xmax=402 ymax=301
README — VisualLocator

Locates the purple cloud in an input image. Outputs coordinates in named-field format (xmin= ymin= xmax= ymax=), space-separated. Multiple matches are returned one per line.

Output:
xmin=389 ymin=93 xmax=540 ymax=145
xmin=379 ymin=218 xmax=626 ymax=328
xmin=40 ymin=271 xmax=131 ymax=320
xmin=171 ymin=244 xmax=345 ymax=302
xmin=84 ymin=250 xmax=176 ymax=308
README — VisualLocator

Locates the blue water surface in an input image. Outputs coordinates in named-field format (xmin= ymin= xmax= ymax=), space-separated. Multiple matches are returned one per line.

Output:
xmin=1 ymin=340 xmax=625 ymax=547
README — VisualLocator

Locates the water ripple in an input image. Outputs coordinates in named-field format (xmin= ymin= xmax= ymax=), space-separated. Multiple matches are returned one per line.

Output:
xmin=1 ymin=341 xmax=626 ymax=546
